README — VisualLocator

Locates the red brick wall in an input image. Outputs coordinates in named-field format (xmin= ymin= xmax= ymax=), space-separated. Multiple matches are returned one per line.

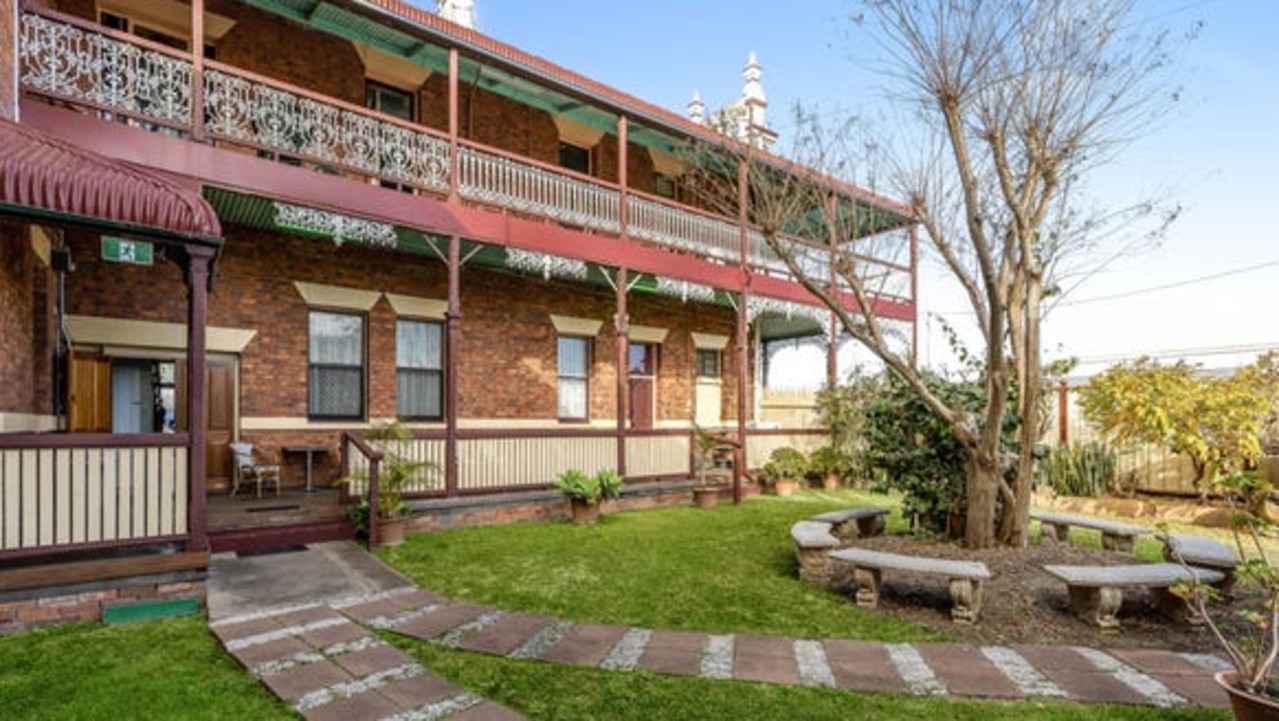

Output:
xmin=0 ymin=0 xmax=14 ymax=120
xmin=0 ymin=226 xmax=40 ymax=415
xmin=0 ymin=578 xmax=205 ymax=635
xmin=62 ymin=227 xmax=741 ymax=425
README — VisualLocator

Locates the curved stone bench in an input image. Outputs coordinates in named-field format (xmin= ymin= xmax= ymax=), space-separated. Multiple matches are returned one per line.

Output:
xmin=791 ymin=521 xmax=842 ymax=586
xmin=828 ymin=547 xmax=990 ymax=623
xmin=1042 ymin=563 xmax=1225 ymax=630
xmin=810 ymin=507 xmax=889 ymax=540
xmin=1162 ymin=534 xmax=1238 ymax=593
xmin=1031 ymin=510 xmax=1151 ymax=553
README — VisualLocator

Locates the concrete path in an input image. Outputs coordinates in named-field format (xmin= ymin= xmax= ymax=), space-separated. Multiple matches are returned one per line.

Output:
xmin=207 ymin=542 xmax=1232 ymax=720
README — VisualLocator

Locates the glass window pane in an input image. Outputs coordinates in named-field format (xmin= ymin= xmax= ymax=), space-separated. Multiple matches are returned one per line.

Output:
xmin=558 ymin=336 xmax=587 ymax=377
xmin=309 ymin=366 xmax=362 ymax=417
xmin=310 ymin=312 xmax=363 ymax=365
xmin=397 ymin=369 xmax=442 ymax=419
xmin=397 ymin=320 xmax=443 ymax=370
xmin=558 ymin=378 xmax=586 ymax=419
xmin=628 ymin=343 xmax=653 ymax=375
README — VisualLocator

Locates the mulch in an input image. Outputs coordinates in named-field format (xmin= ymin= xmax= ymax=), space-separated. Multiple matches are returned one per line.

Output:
xmin=838 ymin=534 xmax=1238 ymax=652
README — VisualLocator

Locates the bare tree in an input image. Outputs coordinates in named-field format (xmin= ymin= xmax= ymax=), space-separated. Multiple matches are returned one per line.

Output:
xmin=682 ymin=0 xmax=1187 ymax=548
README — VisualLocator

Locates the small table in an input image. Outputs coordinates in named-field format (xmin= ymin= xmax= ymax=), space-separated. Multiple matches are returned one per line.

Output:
xmin=282 ymin=445 xmax=329 ymax=493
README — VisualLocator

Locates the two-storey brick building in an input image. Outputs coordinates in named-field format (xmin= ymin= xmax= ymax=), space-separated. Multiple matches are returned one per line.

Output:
xmin=0 ymin=0 xmax=916 ymax=628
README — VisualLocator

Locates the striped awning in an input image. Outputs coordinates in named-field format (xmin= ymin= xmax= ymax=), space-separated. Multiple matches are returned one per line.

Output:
xmin=0 ymin=117 xmax=221 ymax=241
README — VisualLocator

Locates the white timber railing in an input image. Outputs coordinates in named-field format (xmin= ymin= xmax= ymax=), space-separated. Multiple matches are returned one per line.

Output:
xmin=0 ymin=440 xmax=189 ymax=554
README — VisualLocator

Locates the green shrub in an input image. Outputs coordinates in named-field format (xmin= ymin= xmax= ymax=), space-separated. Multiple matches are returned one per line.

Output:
xmin=555 ymin=468 xmax=623 ymax=504
xmin=759 ymin=446 xmax=808 ymax=484
xmin=1041 ymin=442 xmax=1116 ymax=497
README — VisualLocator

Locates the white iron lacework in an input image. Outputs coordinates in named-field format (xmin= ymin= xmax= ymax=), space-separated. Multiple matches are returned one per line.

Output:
xmin=505 ymin=248 xmax=589 ymax=282
xmin=273 ymin=202 xmax=398 ymax=249
xmin=20 ymin=13 xmax=192 ymax=125
xmin=746 ymin=295 xmax=831 ymax=328
xmin=653 ymin=276 xmax=718 ymax=304
xmin=203 ymin=68 xmax=449 ymax=191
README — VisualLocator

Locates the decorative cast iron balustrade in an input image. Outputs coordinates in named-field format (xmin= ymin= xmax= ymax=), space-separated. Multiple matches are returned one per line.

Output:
xmin=203 ymin=68 xmax=450 ymax=193
xmin=16 ymin=9 xmax=915 ymax=301
xmin=626 ymin=194 xmax=740 ymax=261
xmin=19 ymin=12 xmax=192 ymax=128
xmin=457 ymin=145 xmax=621 ymax=234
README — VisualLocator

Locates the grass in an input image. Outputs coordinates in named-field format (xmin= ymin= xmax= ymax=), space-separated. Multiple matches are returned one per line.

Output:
xmin=0 ymin=493 xmax=1240 ymax=720
xmin=380 ymin=489 xmax=946 ymax=642
xmin=391 ymin=638 xmax=1228 ymax=721
xmin=0 ymin=617 xmax=293 ymax=721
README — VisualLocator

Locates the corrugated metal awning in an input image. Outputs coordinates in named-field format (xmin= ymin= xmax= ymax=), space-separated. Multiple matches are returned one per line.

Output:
xmin=0 ymin=117 xmax=221 ymax=242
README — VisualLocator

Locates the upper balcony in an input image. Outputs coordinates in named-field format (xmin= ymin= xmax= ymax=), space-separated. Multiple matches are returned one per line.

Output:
xmin=16 ymin=1 xmax=916 ymax=316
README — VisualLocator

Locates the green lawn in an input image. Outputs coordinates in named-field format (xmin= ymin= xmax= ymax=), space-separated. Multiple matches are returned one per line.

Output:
xmin=0 ymin=492 xmax=1237 ymax=720
xmin=0 ymin=617 xmax=293 ymax=721
xmin=381 ymin=489 xmax=943 ymax=641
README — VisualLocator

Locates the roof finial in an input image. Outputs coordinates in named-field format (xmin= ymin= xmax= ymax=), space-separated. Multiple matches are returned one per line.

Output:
xmin=437 ymin=0 xmax=476 ymax=29
xmin=687 ymin=90 xmax=706 ymax=125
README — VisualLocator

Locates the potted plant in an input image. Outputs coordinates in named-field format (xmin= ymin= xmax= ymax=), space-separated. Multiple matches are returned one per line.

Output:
xmin=1168 ymin=471 xmax=1279 ymax=719
xmin=691 ymin=422 xmax=723 ymax=508
xmin=555 ymin=468 xmax=623 ymax=524
xmin=808 ymin=445 xmax=853 ymax=490
xmin=759 ymin=446 xmax=807 ymax=497
xmin=342 ymin=421 xmax=437 ymax=546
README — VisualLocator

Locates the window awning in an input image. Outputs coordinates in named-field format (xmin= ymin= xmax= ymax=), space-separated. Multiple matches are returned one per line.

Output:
xmin=0 ymin=117 xmax=221 ymax=243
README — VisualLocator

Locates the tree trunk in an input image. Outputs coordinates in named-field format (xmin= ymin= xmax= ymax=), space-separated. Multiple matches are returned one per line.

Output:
xmin=965 ymin=446 xmax=1001 ymax=549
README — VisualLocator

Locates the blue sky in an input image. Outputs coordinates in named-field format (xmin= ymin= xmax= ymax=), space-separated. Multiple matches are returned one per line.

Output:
xmin=464 ymin=0 xmax=1276 ymax=375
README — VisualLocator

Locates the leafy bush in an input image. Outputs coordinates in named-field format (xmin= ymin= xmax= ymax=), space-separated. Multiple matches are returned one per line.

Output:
xmin=1041 ymin=442 xmax=1116 ymax=497
xmin=555 ymin=468 xmax=623 ymax=504
xmin=759 ymin=446 xmax=808 ymax=485
xmin=808 ymin=445 xmax=854 ymax=483
xmin=860 ymin=373 xmax=1021 ymax=536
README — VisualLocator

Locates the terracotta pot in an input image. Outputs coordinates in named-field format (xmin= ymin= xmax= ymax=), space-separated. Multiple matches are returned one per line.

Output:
xmin=569 ymin=497 xmax=600 ymax=525
xmin=1215 ymin=671 xmax=1279 ymax=721
xmin=692 ymin=487 xmax=719 ymax=508
xmin=378 ymin=517 xmax=407 ymax=546
xmin=773 ymin=479 xmax=799 ymax=497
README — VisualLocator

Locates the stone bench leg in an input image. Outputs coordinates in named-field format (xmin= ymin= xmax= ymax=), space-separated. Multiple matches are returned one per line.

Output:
xmin=948 ymin=578 xmax=982 ymax=624
xmin=1041 ymin=522 xmax=1069 ymax=544
xmin=852 ymin=567 xmax=882 ymax=608
xmin=1067 ymin=585 xmax=1122 ymax=630
xmin=796 ymin=548 xmax=833 ymax=587
xmin=856 ymin=515 xmax=886 ymax=538
xmin=1101 ymin=533 xmax=1135 ymax=553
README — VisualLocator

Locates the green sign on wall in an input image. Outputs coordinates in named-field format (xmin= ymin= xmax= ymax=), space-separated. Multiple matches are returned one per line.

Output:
xmin=101 ymin=237 xmax=154 ymax=265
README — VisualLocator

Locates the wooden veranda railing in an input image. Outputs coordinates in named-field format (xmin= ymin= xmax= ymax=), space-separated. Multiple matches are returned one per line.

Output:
xmin=0 ymin=433 xmax=190 ymax=559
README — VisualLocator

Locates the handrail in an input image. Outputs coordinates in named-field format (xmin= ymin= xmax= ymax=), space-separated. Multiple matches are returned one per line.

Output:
xmin=342 ymin=431 xmax=384 ymax=547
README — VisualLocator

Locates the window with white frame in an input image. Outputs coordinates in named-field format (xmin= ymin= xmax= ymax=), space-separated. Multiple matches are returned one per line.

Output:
xmin=557 ymin=335 xmax=590 ymax=420
xmin=308 ymin=311 xmax=365 ymax=419
xmin=397 ymin=319 xmax=444 ymax=420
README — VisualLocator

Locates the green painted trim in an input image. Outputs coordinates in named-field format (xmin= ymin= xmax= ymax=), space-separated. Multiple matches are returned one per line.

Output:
xmin=102 ymin=596 xmax=201 ymax=625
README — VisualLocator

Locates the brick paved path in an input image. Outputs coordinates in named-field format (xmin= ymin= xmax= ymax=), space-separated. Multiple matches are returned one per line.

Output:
xmin=211 ymin=585 xmax=1232 ymax=719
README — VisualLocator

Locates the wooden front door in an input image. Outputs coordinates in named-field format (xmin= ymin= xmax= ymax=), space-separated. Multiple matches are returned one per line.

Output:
xmin=176 ymin=357 xmax=236 ymax=489
xmin=68 ymin=352 xmax=111 ymax=432
xmin=628 ymin=343 xmax=656 ymax=430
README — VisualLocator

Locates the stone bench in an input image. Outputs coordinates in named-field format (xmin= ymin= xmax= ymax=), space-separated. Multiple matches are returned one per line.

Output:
xmin=791 ymin=521 xmax=842 ymax=586
xmin=1162 ymin=534 xmax=1239 ymax=592
xmin=810 ymin=507 xmax=889 ymax=539
xmin=1041 ymin=563 xmax=1225 ymax=630
xmin=1031 ymin=510 xmax=1151 ymax=553
xmin=828 ymin=547 xmax=990 ymax=623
